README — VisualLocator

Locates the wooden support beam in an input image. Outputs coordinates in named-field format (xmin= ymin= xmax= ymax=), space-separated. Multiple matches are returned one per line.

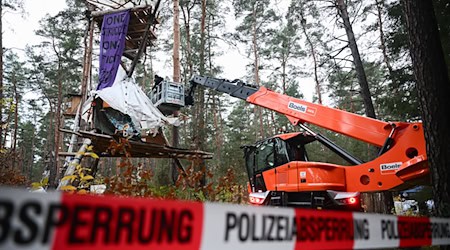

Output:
xmin=91 ymin=4 xmax=152 ymax=18
xmin=125 ymin=38 xmax=153 ymax=47
xmin=127 ymin=0 xmax=161 ymax=77
xmin=85 ymin=0 xmax=116 ymax=9
xmin=123 ymin=52 xmax=137 ymax=60
xmin=124 ymin=49 xmax=139 ymax=54
xmin=127 ymin=29 xmax=157 ymax=39
xmin=59 ymin=128 xmax=81 ymax=136
xmin=58 ymin=152 xmax=77 ymax=157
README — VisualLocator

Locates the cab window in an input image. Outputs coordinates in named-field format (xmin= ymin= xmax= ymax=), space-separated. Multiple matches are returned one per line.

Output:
xmin=244 ymin=147 xmax=256 ymax=177
xmin=274 ymin=138 xmax=289 ymax=166
xmin=255 ymin=140 xmax=274 ymax=171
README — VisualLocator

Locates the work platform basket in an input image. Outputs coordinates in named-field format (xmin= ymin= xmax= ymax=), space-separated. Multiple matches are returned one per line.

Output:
xmin=150 ymin=80 xmax=185 ymax=115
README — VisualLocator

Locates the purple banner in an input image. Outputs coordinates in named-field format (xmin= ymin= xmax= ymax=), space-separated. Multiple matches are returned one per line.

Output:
xmin=97 ymin=10 xmax=130 ymax=90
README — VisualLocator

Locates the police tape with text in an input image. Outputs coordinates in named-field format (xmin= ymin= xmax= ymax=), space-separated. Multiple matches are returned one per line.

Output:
xmin=0 ymin=188 xmax=449 ymax=250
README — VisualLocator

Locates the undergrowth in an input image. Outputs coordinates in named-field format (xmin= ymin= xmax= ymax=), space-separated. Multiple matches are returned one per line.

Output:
xmin=59 ymin=138 xmax=248 ymax=204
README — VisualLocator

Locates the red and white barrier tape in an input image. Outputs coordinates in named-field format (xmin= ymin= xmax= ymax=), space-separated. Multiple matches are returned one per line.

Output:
xmin=0 ymin=188 xmax=449 ymax=249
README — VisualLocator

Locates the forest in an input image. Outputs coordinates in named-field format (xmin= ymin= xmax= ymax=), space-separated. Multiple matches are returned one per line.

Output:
xmin=0 ymin=0 xmax=449 ymax=217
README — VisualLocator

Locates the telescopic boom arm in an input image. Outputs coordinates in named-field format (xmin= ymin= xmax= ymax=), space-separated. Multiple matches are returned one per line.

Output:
xmin=190 ymin=75 xmax=392 ymax=146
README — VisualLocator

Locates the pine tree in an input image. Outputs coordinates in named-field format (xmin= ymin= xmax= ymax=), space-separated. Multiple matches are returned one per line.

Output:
xmin=0 ymin=0 xmax=24 ymax=149
xmin=28 ymin=1 xmax=84 ymax=186
xmin=232 ymin=0 xmax=279 ymax=139
xmin=336 ymin=0 xmax=377 ymax=119
xmin=172 ymin=0 xmax=182 ymax=183
xmin=290 ymin=0 xmax=327 ymax=104
xmin=3 ymin=50 xmax=27 ymax=168
xmin=433 ymin=0 xmax=450 ymax=79
xmin=376 ymin=0 xmax=420 ymax=121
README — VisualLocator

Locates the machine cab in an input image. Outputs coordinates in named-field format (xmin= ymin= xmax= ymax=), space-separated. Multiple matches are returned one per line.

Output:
xmin=243 ymin=132 xmax=316 ymax=192
xmin=242 ymin=132 xmax=361 ymax=210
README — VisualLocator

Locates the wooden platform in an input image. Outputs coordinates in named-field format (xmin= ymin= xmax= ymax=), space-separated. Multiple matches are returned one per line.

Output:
xmin=73 ymin=131 xmax=213 ymax=160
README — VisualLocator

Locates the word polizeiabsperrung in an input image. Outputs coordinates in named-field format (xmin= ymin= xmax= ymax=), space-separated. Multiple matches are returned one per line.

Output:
xmin=0 ymin=188 xmax=449 ymax=250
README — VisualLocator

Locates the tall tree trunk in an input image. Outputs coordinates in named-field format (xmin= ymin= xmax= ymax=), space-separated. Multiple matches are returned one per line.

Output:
xmin=47 ymin=107 xmax=54 ymax=153
xmin=336 ymin=0 xmax=394 ymax=214
xmin=196 ymin=0 xmax=207 ymax=186
xmin=207 ymin=14 xmax=223 ymax=165
xmin=12 ymin=73 xmax=18 ymax=169
xmin=375 ymin=0 xmax=395 ymax=77
xmin=336 ymin=0 xmax=376 ymax=118
xmin=212 ymin=96 xmax=221 ymax=159
xmin=300 ymin=11 xmax=322 ymax=104
xmin=54 ymin=76 xmax=62 ymax=185
xmin=172 ymin=0 xmax=181 ymax=90
xmin=180 ymin=1 xmax=195 ymax=162
xmin=432 ymin=0 xmax=450 ymax=80
xmin=81 ymin=19 xmax=94 ymax=105
xmin=42 ymin=95 xmax=55 ymax=185
xmin=29 ymin=126 xmax=35 ymax=181
xmin=0 ymin=2 xmax=3 ymax=149
xmin=47 ymin=108 xmax=56 ymax=187
xmin=28 ymin=110 xmax=38 ymax=181
xmin=251 ymin=3 xmax=264 ymax=139
xmin=180 ymin=2 xmax=194 ymax=77
xmin=281 ymin=58 xmax=287 ymax=93
xmin=48 ymin=28 xmax=63 ymax=187
xmin=402 ymin=0 xmax=450 ymax=219
xmin=2 ymin=101 xmax=11 ymax=147
xmin=141 ymin=63 xmax=148 ymax=90
xmin=148 ymin=50 xmax=154 ymax=89
xmin=171 ymin=0 xmax=181 ymax=184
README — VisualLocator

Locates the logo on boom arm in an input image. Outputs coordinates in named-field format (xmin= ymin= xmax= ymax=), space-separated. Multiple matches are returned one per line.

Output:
xmin=288 ymin=101 xmax=316 ymax=116
xmin=380 ymin=162 xmax=402 ymax=174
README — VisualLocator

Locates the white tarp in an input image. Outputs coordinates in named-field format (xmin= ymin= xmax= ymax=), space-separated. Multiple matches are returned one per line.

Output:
xmin=92 ymin=66 xmax=180 ymax=132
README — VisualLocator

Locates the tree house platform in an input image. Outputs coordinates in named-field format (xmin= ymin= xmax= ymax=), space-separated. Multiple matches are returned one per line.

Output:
xmin=60 ymin=130 xmax=213 ymax=160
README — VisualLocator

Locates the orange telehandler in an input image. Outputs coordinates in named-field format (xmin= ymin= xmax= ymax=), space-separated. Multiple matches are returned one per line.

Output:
xmin=186 ymin=75 xmax=429 ymax=210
